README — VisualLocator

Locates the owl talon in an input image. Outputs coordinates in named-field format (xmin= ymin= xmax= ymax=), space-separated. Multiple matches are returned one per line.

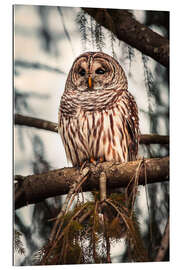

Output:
xmin=90 ymin=157 xmax=97 ymax=165
xmin=89 ymin=157 xmax=104 ymax=166
xmin=99 ymin=157 xmax=104 ymax=163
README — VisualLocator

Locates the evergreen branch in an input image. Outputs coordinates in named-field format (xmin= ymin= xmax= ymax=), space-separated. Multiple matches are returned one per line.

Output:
xmin=49 ymin=167 xmax=89 ymax=242
xmin=15 ymin=156 xmax=169 ymax=209
xmin=14 ymin=113 xmax=169 ymax=144
xmin=83 ymin=8 xmax=169 ymax=67
xmin=41 ymin=203 xmax=88 ymax=265
xmin=106 ymin=199 xmax=149 ymax=262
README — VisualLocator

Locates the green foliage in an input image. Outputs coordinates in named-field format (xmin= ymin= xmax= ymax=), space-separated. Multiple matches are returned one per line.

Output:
xmin=34 ymin=184 xmax=149 ymax=264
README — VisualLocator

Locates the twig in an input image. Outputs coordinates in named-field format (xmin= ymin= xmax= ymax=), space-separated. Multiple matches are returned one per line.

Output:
xmin=49 ymin=167 xmax=89 ymax=242
xmin=78 ymin=208 xmax=93 ymax=224
xmin=99 ymin=171 xmax=111 ymax=262
xmin=99 ymin=171 xmax=107 ymax=201
xmin=130 ymin=159 xmax=144 ymax=215
xmin=42 ymin=203 xmax=88 ymax=265
xmin=106 ymin=198 xmax=149 ymax=262
xmin=144 ymin=159 xmax=153 ymax=250
xmin=92 ymin=201 xmax=99 ymax=263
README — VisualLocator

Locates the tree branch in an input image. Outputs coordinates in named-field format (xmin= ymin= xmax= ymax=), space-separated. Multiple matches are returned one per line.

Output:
xmin=139 ymin=134 xmax=169 ymax=145
xmin=15 ymin=60 xmax=65 ymax=74
xmin=155 ymin=217 xmax=169 ymax=261
xmin=82 ymin=8 xmax=169 ymax=67
xmin=14 ymin=114 xmax=169 ymax=145
xmin=15 ymin=156 xmax=169 ymax=210
xmin=15 ymin=114 xmax=58 ymax=133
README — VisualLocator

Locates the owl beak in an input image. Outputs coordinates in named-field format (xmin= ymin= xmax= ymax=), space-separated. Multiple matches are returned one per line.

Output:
xmin=88 ymin=76 xmax=92 ymax=88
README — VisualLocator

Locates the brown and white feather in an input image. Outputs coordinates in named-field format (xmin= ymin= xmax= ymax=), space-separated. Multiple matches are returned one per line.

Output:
xmin=58 ymin=52 xmax=139 ymax=166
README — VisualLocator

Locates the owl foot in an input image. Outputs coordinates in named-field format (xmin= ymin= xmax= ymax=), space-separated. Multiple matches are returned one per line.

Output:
xmin=90 ymin=157 xmax=97 ymax=165
xmin=99 ymin=157 xmax=104 ymax=163
xmin=90 ymin=157 xmax=104 ymax=166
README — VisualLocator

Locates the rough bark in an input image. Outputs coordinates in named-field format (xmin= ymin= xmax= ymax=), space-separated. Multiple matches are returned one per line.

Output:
xmin=15 ymin=114 xmax=169 ymax=145
xmin=15 ymin=156 xmax=169 ymax=210
xmin=83 ymin=8 xmax=169 ymax=67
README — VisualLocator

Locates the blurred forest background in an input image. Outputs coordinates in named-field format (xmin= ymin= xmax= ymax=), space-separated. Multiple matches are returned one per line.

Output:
xmin=14 ymin=5 xmax=169 ymax=265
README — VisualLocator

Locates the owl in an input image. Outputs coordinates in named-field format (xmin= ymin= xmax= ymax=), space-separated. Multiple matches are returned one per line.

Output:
xmin=58 ymin=52 xmax=139 ymax=167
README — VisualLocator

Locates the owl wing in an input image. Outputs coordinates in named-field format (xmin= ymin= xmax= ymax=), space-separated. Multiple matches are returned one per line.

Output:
xmin=121 ymin=91 xmax=139 ymax=161
xmin=125 ymin=118 xmax=138 ymax=161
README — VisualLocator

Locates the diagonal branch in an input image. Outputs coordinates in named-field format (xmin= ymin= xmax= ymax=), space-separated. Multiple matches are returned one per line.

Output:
xmin=155 ymin=217 xmax=169 ymax=261
xmin=82 ymin=8 xmax=169 ymax=67
xmin=14 ymin=114 xmax=169 ymax=145
xmin=15 ymin=156 xmax=169 ymax=210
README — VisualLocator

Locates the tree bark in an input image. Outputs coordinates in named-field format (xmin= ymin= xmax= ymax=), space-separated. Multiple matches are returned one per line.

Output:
xmin=15 ymin=156 xmax=169 ymax=210
xmin=14 ymin=114 xmax=169 ymax=145
xmin=83 ymin=8 xmax=169 ymax=67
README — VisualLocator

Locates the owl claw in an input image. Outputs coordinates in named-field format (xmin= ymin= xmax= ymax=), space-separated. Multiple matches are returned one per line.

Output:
xmin=99 ymin=157 xmax=104 ymax=162
xmin=90 ymin=157 xmax=97 ymax=165
xmin=90 ymin=157 xmax=104 ymax=166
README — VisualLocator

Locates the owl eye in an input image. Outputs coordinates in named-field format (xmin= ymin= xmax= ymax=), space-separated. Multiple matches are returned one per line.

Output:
xmin=78 ymin=68 xmax=86 ymax=76
xmin=95 ymin=68 xmax=105 ymax=75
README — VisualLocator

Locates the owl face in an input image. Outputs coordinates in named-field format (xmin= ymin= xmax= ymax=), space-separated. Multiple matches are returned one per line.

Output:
xmin=67 ymin=52 xmax=128 ymax=92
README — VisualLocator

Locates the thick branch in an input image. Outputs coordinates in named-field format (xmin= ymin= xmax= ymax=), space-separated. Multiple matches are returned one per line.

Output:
xmin=83 ymin=8 xmax=169 ymax=67
xmin=15 ymin=156 xmax=169 ymax=209
xmin=14 ymin=114 xmax=169 ymax=145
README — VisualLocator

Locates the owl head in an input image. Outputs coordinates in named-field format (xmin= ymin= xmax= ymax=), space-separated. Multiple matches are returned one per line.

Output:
xmin=65 ymin=52 xmax=128 ymax=92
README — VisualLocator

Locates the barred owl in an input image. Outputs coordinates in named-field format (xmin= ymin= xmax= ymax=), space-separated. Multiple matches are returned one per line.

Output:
xmin=58 ymin=52 xmax=139 ymax=167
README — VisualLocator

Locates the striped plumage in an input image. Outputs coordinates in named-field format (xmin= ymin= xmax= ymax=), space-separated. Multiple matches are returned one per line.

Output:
xmin=58 ymin=52 xmax=139 ymax=166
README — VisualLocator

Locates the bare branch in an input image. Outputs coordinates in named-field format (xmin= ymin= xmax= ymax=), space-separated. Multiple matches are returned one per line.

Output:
xmin=99 ymin=172 xmax=107 ymax=201
xmin=15 ymin=114 xmax=58 ymax=133
xmin=15 ymin=60 xmax=65 ymax=74
xmin=139 ymin=134 xmax=169 ymax=145
xmin=82 ymin=8 xmax=169 ymax=67
xmin=15 ymin=156 xmax=169 ymax=209
xmin=155 ymin=217 xmax=169 ymax=261
xmin=14 ymin=114 xmax=169 ymax=145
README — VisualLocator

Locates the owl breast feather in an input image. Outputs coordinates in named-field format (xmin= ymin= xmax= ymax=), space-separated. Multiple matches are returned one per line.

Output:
xmin=59 ymin=89 xmax=139 ymax=166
